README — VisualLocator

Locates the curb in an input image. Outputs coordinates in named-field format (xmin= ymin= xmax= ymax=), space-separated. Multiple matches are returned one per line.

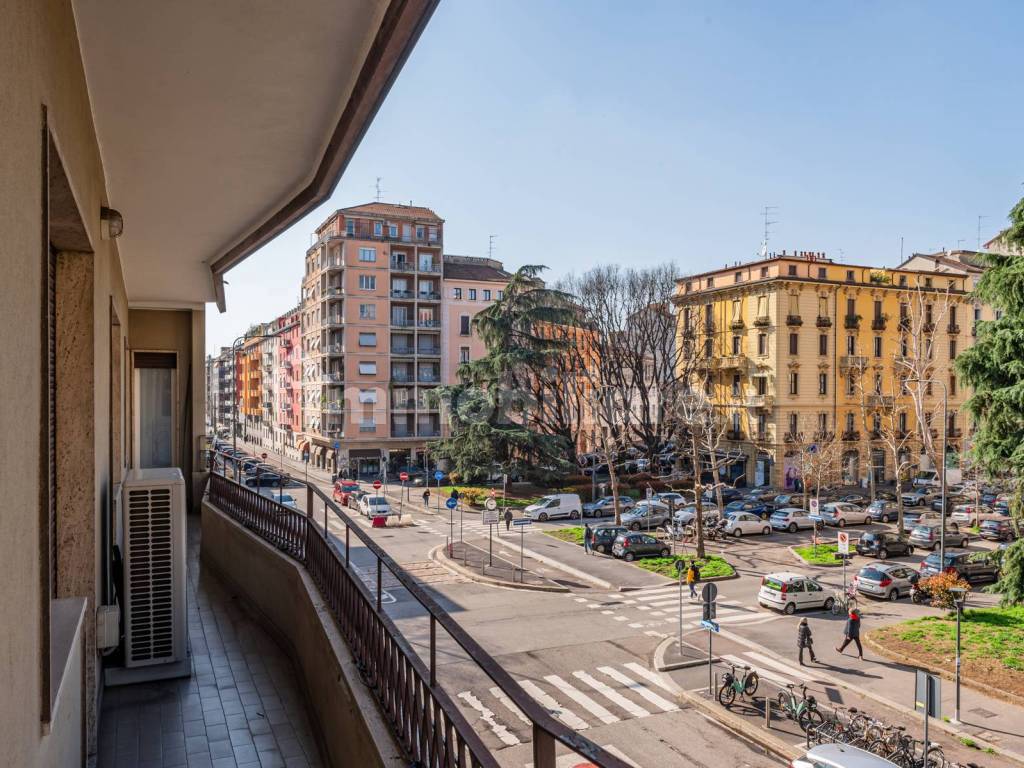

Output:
xmin=512 ymin=541 xmax=615 ymax=590
xmin=427 ymin=545 xmax=569 ymax=593
xmin=786 ymin=544 xmax=843 ymax=568
xmin=715 ymin=626 xmax=1024 ymax=767
xmin=863 ymin=633 xmax=1024 ymax=709
xmin=653 ymin=635 xmax=723 ymax=672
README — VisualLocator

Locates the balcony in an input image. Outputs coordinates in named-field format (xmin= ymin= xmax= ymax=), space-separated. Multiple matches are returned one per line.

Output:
xmin=729 ymin=319 xmax=745 ymax=331
xmin=417 ymin=291 xmax=441 ymax=302
xmin=324 ymin=316 xmax=344 ymax=328
xmin=324 ymin=285 xmax=344 ymax=298
xmin=726 ymin=430 xmax=745 ymax=441
xmin=389 ymin=257 xmax=415 ymax=271
xmin=321 ymin=401 xmax=343 ymax=413
xmin=390 ymin=317 xmax=415 ymax=328
xmin=358 ymin=424 xmax=377 ymax=433
xmin=898 ymin=316 xmax=911 ymax=331
xmin=417 ymin=372 xmax=440 ymax=383
xmin=947 ymin=323 xmax=961 ymax=335
xmin=391 ymin=426 xmax=414 ymax=438
xmin=390 ymin=289 xmax=414 ymax=299
xmin=813 ymin=430 xmax=835 ymax=442
xmin=784 ymin=432 xmax=799 ymax=443
xmin=786 ymin=315 xmax=803 ymax=326
xmin=416 ymin=318 xmax=441 ymax=329
xmin=869 ymin=430 xmax=882 ymax=440
xmin=416 ymin=346 xmax=441 ymax=357
xmin=922 ymin=322 xmax=935 ymax=333
xmin=871 ymin=314 xmax=888 ymax=330
xmin=418 ymin=262 xmax=442 ymax=274
xmin=345 ymin=224 xmax=440 ymax=245
xmin=279 ymin=337 xmax=292 ymax=348
xmin=844 ymin=314 xmax=861 ymax=330
xmin=744 ymin=394 xmax=773 ymax=409
xmin=866 ymin=394 xmax=894 ymax=409
xmin=753 ymin=315 xmax=771 ymax=328
xmin=391 ymin=400 xmax=415 ymax=411
xmin=391 ymin=345 xmax=415 ymax=355
xmin=322 ymin=427 xmax=344 ymax=439
xmin=839 ymin=355 xmax=867 ymax=370
xmin=417 ymin=427 xmax=441 ymax=438
xmin=816 ymin=316 xmax=832 ymax=328
xmin=323 ymin=343 xmax=344 ymax=355
xmin=322 ymin=372 xmax=344 ymax=383
xmin=841 ymin=430 xmax=860 ymax=442
xmin=391 ymin=371 xmax=414 ymax=383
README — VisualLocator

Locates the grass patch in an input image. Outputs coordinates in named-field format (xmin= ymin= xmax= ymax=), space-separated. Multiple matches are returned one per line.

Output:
xmin=960 ymin=737 xmax=978 ymax=748
xmin=543 ymin=527 xmax=585 ymax=545
xmin=869 ymin=606 xmax=1024 ymax=698
xmin=792 ymin=542 xmax=842 ymax=566
xmin=634 ymin=554 xmax=735 ymax=580
xmin=438 ymin=485 xmax=544 ymax=508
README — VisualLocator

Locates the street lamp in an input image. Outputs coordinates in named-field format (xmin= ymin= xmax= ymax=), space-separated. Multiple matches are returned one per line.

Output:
xmin=948 ymin=586 xmax=968 ymax=723
xmin=907 ymin=377 xmax=948 ymax=562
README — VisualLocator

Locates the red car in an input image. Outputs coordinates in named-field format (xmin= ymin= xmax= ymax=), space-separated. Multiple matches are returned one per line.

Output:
xmin=333 ymin=480 xmax=361 ymax=506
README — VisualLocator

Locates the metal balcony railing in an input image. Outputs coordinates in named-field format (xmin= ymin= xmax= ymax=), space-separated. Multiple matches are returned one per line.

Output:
xmin=417 ymin=427 xmax=441 ymax=437
xmin=417 ymin=373 xmax=440 ymax=383
xmin=786 ymin=315 xmax=803 ymax=326
xmin=844 ymin=314 xmax=861 ymax=330
xmin=391 ymin=346 xmax=415 ymax=355
xmin=417 ymin=291 xmax=441 ymax=301
xmin=391 ymin=372 xmax=413 ymax=383
xmin=416 ymin=346 xmax=441 ymax=356
xmin=390 ymin=289 xmax=414 ymax=299
xmin=816 ymin=316 xmax=832 ymax=328
xmin=391 ymin=318 xmax=415 ymax=328
xmin=840 ymin=355 xmax=867 ymax=370
xmin=390 ymin=427 xmax=413 ymax=438
xmin=417 ymin=319 xmax=441 ymax=328
xmin=323 ymin=344 xmax=344 ymax=355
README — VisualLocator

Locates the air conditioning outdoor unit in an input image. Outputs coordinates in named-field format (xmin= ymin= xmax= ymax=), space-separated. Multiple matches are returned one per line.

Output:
xmin=121 ymin=467 xmax=187 ymax=673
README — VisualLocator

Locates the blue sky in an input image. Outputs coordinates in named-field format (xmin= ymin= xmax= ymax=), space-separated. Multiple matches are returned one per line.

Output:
xmin=207 ymin=0 xmax=1023 ymax=351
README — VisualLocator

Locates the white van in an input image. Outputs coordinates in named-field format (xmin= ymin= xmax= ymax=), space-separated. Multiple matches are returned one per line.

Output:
xmin=523 ymin=493 xmax=583 ymax=522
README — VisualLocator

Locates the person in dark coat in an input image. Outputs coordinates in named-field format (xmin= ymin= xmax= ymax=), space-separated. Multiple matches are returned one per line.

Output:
xmin=583 ymin=523 xmax=593 ymax=554
xmin=835 ymin=608 xmax=864 ymax=659
xmin=504 ymin=508 xmax=513 ymax=531
xmin=797 ymin=617 xmax=817 ymax=665
xmin=422 ymin=489 xmax=431 ymax=508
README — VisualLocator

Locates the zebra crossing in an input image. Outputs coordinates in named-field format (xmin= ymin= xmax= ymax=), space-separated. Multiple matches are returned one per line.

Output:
xmin=456 ymin=662 xmax=679 ymax=748
xmin=415 ymin=517 xmax=539 ymax=540
xmin=568 ymin=583 xmax=782 ymax=638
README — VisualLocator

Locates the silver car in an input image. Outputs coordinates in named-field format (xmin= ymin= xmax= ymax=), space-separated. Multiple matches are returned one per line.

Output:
xmin=582 ymin=496 xmax=635 ymax=518
xmin=854 ymin=562 xmax=919 ymax=602
xmin=794 ymin=743 xmax=903 ymax=768
xmin=621 ymin=501 xmax=671 ymax=530
xmin=770 ymin=507 xmax=814 ymax=533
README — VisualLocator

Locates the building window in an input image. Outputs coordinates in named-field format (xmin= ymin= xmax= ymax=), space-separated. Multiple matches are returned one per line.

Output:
xmin=453 ymin=287 xmax=462 ymax=299
xmin=846 ymin=412 xmax=855 ymax=432
xmin=974 ymin=305 xmax=982 ymax=321
xmin=358 ymin=274 xmax=376 ymax=290
xmin=846 ymin=270 xmax=855 ymax=282
xmin=789 ymin=333 xmax=798 ymax=355
xmin=358 ymin=389 xmax=377 ymax=404
xmin=846 ymin=335 xmax=856 ymax=355
xmin=731 ymin=375 xmax=741 ymax=397
xmin=346 ymin=219 xmax=355 ymax=235
xmin=388 ymin=224 xmax=398 ymax=238
xmin=460 ymin=315 xmax=470 ymax=335
xmin=358 ymin=247 xmax=376 ymax=262
xmin=757 ymin=333 xmax=767 ymax=356
xmin=789 ymin=372 xmax=799 ymax=395
xmin=949 ymin=339 xmax=957 ymax=359
xmin=428 ymin=225 xmax=438 ymax=241
xmin=818 ymin=413 xmax=828 ymax=433
xmin=846 ymin=376 xmax=855 ymax=396
xmin=755 ymin=376 xmax=767 ymax=395
xmin=707 ymin=277 xmax=715 ymax=288
xmin=789 ymin=413 xmax=798 ymax=434
xmin=373 ymin=221 xmax=383 ymax=236
xmin=874 ymin=373 xmax=882 ymax=394
xmin=818 ymin=267 xmax=827 ymax=279
xmin=899 ymin=411 xmax=907 ymax=432
xmin=873 ymin=336 xmax=882 ymax=357
xmin=731 ymin=335 xmax=741 ymax=355
xmin=416 ymin=225 xmax=425 ymax=240
xmin=483 ymin=289 xmax=491 ymax=301
xmin=358 ymin=332 xmax=376 ymax=347
xmin=818 ymin=373 xmax=828 ymax=395
xmin=359 ymin=303 xmax=376 ymax=320
xmin=459 ymin=346 xmax=470 ymax=363
xmin=819 ymin=334 xmax=828 ymax=355
xmin=468 ymin=289 xmax=477 ymax=300
xmin=818 ymin=296 xmax=828 ymax=317
xmin=732 ymin=412 xmax=741 ymax=433
xmin=358 ymin=361 xmax=377 ymax=375
xmin=788 ymin=265 xmax=797 ymax=276
xmin=925 ymin=277 xmax=933 ymax=288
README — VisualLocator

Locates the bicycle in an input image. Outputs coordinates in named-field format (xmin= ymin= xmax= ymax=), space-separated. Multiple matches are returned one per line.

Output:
xmin=717 ymin=663 xmax=760 ymax=707
xmin=776 ymin=683 xmax=824 ymax=732
xmin=868 ymin=730 xmax=944 ymax=768
xmin=830 ymin=584 xmax=859 ymax=616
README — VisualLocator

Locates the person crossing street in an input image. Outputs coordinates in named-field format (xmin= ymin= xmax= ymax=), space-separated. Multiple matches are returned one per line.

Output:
xmin=797 ymin=617 xmax=818 ymax=665
xmin=422 ymin=488 xmax=430 ymax=508
xmin=835 ymin=608 xmax=864 ymax=659
xmin=686 ymin=560 xmax=700 ymax=599
xmin=504 ymin=508 xmax=513 ymax=531
xmin=583 ymin=523 xmax=593 ymax=554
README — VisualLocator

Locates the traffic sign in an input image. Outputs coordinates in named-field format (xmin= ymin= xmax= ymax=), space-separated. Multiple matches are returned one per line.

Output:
xmin=446 ymin=497 xmax=458 ymax=510
xmin=373 ymin=479 xmax=382 ymax=490
xmin=646 ymin=486 xmax=654 ymax=500
xmin=674 ymin=560 xmax=687 ymax=574
xmin=482 ymin=510 xmax=499 ymax=525
xmin=809 ymin=498 xmax=819 ymax=517
xmin=702 ymin=601 xmax=717 ymax=621
xmin=434 ymin=470 xmax=445 ymax=482
xmin=701 ymin=620 xmax=720 ymax=633
xmin=399 ymin=472 xmax=409 ymax=482
xmin=701 ymin=583 xmax=718 ymax=603
xmin=333 ymin=441 xmax=340 ymax=450
xmin=261 ymin=452 xmax=267 ymax=460
xmin=512 ymin=518 xmax=532 ymax=527
xmin=484 ymin=498 xmax=498 ymax=511
xmin=915 ymin=671 xmax=941 ymax=717
xmin=837 ymin=530 xmax=850 ymax=554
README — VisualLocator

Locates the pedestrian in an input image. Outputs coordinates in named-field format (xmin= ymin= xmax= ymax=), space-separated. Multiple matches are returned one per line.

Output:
xmin=797 ymin=617 xmax=818 ymax=665
xmin=835 ymin=608 xmax=864 ymax=659
xmin=504 ymin=509 xmax=513 ymax=531
xmin=422 ymin=488 xmax=430 ymax=508
xmin=686 ymin=561 xmax=698 ymax=598
xmin=584 ymin=523 xmax=593 ymax=555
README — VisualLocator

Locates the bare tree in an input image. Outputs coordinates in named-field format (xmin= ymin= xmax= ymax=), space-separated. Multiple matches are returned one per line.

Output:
xmin=781 ymin=414 xmax=842 ymax=511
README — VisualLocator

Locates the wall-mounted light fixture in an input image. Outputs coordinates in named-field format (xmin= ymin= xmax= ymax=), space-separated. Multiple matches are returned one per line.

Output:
xmin=100 ymin=206 xmax=124 ymax=239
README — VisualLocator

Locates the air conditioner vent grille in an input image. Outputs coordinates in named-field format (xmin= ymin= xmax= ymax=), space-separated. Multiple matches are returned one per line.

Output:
xmin=126 ymin=487 xmax=175 ymax=663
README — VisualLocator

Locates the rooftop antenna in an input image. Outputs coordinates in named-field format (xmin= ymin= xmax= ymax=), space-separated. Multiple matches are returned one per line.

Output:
xmin=760 ymin=205 xmax=778 ymax=257
xmin=375 ymin=177 xmax=384 ymax=202
xmin=488 ymin=234 xmax=497 ymax=260
xmin=900 ymin=236 xmax=904 ymax=261
xmin=977 ymin=214 xmax=987 ymax=250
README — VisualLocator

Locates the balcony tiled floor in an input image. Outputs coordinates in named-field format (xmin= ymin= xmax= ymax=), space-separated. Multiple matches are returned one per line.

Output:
xmin=99 ymin=519 xmax=323 ymax=768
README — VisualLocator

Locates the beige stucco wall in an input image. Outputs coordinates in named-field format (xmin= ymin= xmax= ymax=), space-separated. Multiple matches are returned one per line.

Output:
xmin=201 ymin=500 xmax=405 ymax=768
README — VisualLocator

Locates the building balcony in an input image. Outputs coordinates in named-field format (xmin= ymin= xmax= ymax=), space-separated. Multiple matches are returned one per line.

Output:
xmin=716 ymin=355 xmax=748 ymax=370
xmin=922 ymin=322 xmax=935 ymax=333
xmin=391 ymin=426 xmax=414 ymax=438
xmin=786 ymin=315 xmax=803 ymax=326
xmin=279 ymin=337 xmax=292 ymax=348
xmin=744 ymin=394 xmax=773 ymax=409
xmin=898 ymin=316 xmax=911 ymax=331
xmin=416 ymin=318 xmax=441 ymax=329
xmin=358 ymin=424 xmax=377 ymax=433
xmin=391 ymin=371 xmax=414 ymax=383
xmin=418 ymin=262 xmax=442 ymax=274
xmin=324 ymin=316 xmax=344 ymax=328
xmin=729 ymin=319 xmax=745 ymax=331
xmin=839 ymin=355 xmax=867 ymax=370
xmin=416 ymin=291 xmax=441 ymax=302
xmin=816 ymin=316 xmax=832 ymax=328
xmin=322 ymin=427 xmax=344 ymax=439
xmin=391 ymin=345 xmax=415 ymax=355
xmin=841 ymin=430 xmax=860 ymax=441
xmin=844 ymin=314 xmax=861 ymax=330
xmin=324 ymin=286 xmax=344 ymax=298
xmin=726 ymin=430 xmax=745 ymax=441
xmin=389 ymin=257 xmax=415 ymax=271
xmin=947 ymin=323 xmax=961 ymax=335
xmin=390 ymin=289 xmax=414 ymax=299
xmin=784 ymin=432 xmax=799 ymax=443
xmin=813 ymin=430 xmax=835 ymax=442
xmin=390 ymin=317 xmax=415 ymax=328
xmin=391 ymin=400 xmax=415 ymax=411
xmin=322 ymin=372 xmax=344 ymax=383
xmin=869 ymin=430 xmax=882 ymax=440
xmin=753 ymin=315 xmax=771 ymax=328
xmin=417 ymin=427 xmax=441 ymax=438
xmin=345 ymin=224 xmax=440 ymax=245
xmin=417 ymin=373 xmax=440 ymax=384
xmin=871 ymin=314 xmax=888 ymax=331
xmin=416 ymin=346 xmax=441 ymax=357
xmin=321 ymin=402 xmax=343 ymax=413
xmin=866 ymin=394 xmax=894 ymax=409
xmin=323 ymin=343 xmax=344 ymax=355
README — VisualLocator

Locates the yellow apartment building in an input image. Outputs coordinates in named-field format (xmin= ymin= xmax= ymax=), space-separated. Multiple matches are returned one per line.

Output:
xmin=674 ymin=251 xmax=973 ymax=490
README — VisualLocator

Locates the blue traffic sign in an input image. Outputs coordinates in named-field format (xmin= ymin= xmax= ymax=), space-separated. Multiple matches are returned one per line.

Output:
xmin=512 ymin=518 xmax=532 ymax=527
xmin=434 ymin=470 xmax=445 ymax=481
xmin=700 ymin=620 xmax=720 ymax=633
xmin=445 ymin=498 xmax=458 ymax=510
xmin=333 ymin=441 xmax=340 ymax=450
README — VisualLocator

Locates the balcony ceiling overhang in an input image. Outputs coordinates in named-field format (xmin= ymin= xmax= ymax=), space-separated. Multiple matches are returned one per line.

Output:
xmin=73 ymin=0 xmax=437 ymax=310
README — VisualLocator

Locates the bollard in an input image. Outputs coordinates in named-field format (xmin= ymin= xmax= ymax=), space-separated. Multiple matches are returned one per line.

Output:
xmin=764 ymin=697 xmax=771 ymax=729
xmin=713 ymin=672 xmax=718 ymax=697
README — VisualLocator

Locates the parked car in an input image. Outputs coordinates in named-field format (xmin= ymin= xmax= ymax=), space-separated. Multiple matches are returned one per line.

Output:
xmin=672 ymin=505 xmax=719 ymax=526
xmin=855 ymin=531 xmax=914 ymax=559
xmin=919 ymin=549 xmax=1000 ymax=583
xmin=979 ymin=519 xmax=1016 ymax=542
xmin=903 ymin=511 xmax=959 ymax=532
xmin=653 ymin=491 xmax=690 ymax=508
xmin=874 ymin=490 xmax=898 ymax=502
xmin=793 ymin=742 xmax=907 ymax=768
xmin=703 ymin=487 xmax=743 ymax=504
xmin=332 ymin=480 xmax=361 ymax=505
xmin=582 ymin=463 xmax=609 ymax=477
xmin=811 ymin=502 xmax=871 ymax=528
xmin=908 ymin=523 xmax=968 ymax=551
xmin=901 ymin=488 xmax=934 ymax=507
xmin=950 ymin=503 xmax=989 ymax=525
xmin=854 ymin=562 xmax=919 ymax=601
xmin=358 ymin=495 xmax=392 ymax=517
xmin=259 ymin=489 xmax=299 ymax=510
xmin=611 ymin=532 xmax=670 ymax=561
xmin=770 ymin=508 xmax=815 ymax=533
xmin=864 ymin=500 xmax=899 ymax=523
xmin=621 ymin=501 xmax=671 ymax=531
xmin=244 ymin=472 xmax=285 ymax=488
xmin=723 ymin=512 xmax=772 ymax=538
xmin=837 ymin=493 xmax=869 ymax=505
xmin=757 ymin=572 xmax=834 ymax=615
xmin=583 ymin=496 xmax=635 ymax=517
xmin=523 ymin=493 xmax=584 ymax=521
xmin=591 ymin=524 xmax=628 ymax=554
xmin=773 ymin=493 xmax=801 ymax=506
xmin=723 ymin=500 xmax=770 ymax=520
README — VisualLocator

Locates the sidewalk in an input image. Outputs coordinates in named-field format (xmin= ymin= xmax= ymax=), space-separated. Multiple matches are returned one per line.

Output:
xmin=436 ymin=540 xmax=567 ymax=591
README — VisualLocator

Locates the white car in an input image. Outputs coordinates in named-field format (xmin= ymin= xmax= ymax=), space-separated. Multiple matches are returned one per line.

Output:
xmin=811 ymin=502 xmax=871 ymax=528
xmin=359 ymin=495 xmax=392 ymax=517
xmin=723 ymin=512 xmax=772 ymax=538
xmin=523 ymin=493 xmax=583 ymax=521
xmin=901 ymin=489 xmax=934 ymax=507
xmin=770 ymin=508 xmax=814 ymax=533
xmin=673 ymin=504 xmax=719 ymax=526
xmin=951 ymin=503 xmax=990 ymax=525
xmin=794 ymin=743 xmax=902 ymax=768
xmin=653 ymin=491 xmax=690 ymax=508
xmin=758 ymin=572 xmax=834 ymax=615
xmin=259 ymin=489 xmax=298 ymax=510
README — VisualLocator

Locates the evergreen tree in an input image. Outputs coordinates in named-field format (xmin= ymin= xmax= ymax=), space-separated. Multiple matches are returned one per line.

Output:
xmin=956 ymin=196 xmax=1024 ymax=605
xmin=432 ymin=266 xmax=575 ymax=482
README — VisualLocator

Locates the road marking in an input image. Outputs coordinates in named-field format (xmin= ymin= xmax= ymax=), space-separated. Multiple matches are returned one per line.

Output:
xmin=651 ymin=610 xmax=667 ymax=616
xmin=644 ymin=630 xmax=668 ymax=638
xmin=742 ymin=651 xmax=816 ymax=682
xmin=489 ymin=686 xmax=531 ymax=726
xmin=636 ymin=606 xmax=652 ymax=611
xmin=597 ymin=667 xmax=678 ymax=712
xmin=572 ymin=671 xmax=650 ymax=719
xmin=721 ymin=654 xmax=792 ymax=688
xmin=628 ymin=623 xmax=644 ymax=628
xmin=544 ymin=675 xmax=619 ymax=724
xmin=601 ymin=610 xmax=615 ymax=615
xmin=519 ymin=679 xmax=589 ymax=731
xmin=623 ymin=663 xmax=677 ymax=694
xmin=457 ymin=691 xmax=521 ymax=746
xmin=573 ymin=597 xmax=588 ymax=603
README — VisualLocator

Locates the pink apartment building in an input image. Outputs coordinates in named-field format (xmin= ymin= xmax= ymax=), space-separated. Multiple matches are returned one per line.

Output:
xmin=441 ymin=254 xmax=511 ymax=390
xmin=274 ymin=308 xmax=302 ymax=458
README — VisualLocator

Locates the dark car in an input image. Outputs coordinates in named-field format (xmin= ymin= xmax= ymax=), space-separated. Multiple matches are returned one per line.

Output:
xmin=979 ymin=519 xmax=1016 ymax=542
xmin=723 ymin=500 xmax=769 ymax=519
xmin=704 ymin=487 xmax=743 ymax=504
xmin=591 ymin=524 xmax=628 ymax=554
xmin=866 ymin=500 xmax=900 ymax=523
xmin=919 ymin=550 xmax=1000 ymax=583
xmin=244 ymin=472 xmax=286 ymax=488
xmin=856 ymin=531 xmax=915 ymax=560
xmin=611 ymin=532 xmax=670 ymax=561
